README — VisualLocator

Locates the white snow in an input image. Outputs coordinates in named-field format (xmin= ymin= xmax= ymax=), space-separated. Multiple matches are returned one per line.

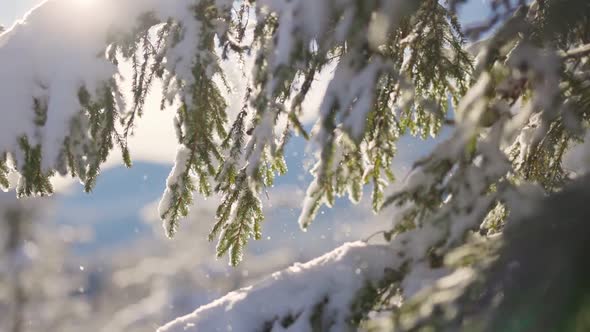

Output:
xmin=158 ymin=241 xmax=396 ymax=332
xmin=0 ymin=0 xmax=115 ymax=170
xmin=159 ymin=203 xmax=477 ymax=332
xmin=159 ymin=144 xmax=192 ymax=236
xmin=564 ymin=132 xmax=590 ymax=175
xmin=0 ymin=0 xmax=217 ymax=172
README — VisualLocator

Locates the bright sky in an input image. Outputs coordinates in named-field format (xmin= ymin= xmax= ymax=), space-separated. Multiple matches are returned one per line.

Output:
xmin=0 ymin=0 xmax=42 ymax=26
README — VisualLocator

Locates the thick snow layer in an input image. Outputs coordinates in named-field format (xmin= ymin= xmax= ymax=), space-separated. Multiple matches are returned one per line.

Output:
xmin=157 ymin=241 xmax=395 ymax=332
xmin=1 ymin=0 xmax=113 ymax=169
xmin=0 ymin=0 xmax=197 ymax=170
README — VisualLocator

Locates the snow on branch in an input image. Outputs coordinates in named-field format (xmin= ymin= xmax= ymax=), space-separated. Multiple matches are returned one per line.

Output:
xmin=0 ymin=0 xmax=200 ymax=193
xmin=157 ymin=242 xmax=397 ymax=332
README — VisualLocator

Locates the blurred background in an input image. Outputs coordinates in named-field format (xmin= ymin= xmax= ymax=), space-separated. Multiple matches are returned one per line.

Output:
xmin=0 ymin=1 xmax=488 ymax=331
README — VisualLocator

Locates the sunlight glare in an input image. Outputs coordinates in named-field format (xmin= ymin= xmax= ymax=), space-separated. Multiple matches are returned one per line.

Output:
xmin=75 ymin=0 xmax=95 ymax=7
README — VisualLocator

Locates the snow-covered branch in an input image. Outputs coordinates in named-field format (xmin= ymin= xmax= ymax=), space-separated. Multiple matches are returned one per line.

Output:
xmin=158 ymin=242 xmax=396 ymax=332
